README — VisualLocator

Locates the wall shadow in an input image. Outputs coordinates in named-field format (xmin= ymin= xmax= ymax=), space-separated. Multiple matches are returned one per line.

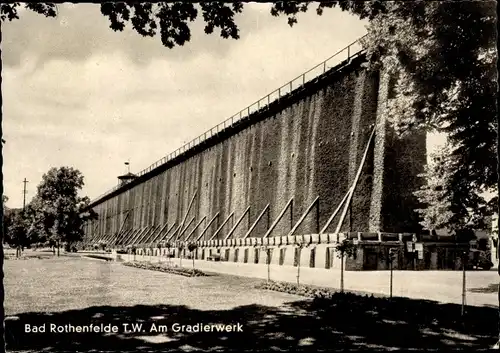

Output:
xmin=5 ymin=293 xmax=497 ymax=352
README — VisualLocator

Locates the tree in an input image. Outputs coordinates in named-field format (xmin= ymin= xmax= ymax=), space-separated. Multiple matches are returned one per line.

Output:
xmin=2 ymin=196 xmax=31 ymax=255
xmin=360 ymin=1 xmax=497 ymax=234
xmin=1 ymin=2 xmax=243 ymax=49
xmin=163 ymin=241 xmax=172 ymax=266
xmin=27 ymin=167 xmax=95 ymax=256
xmin=187 ymin=242 xmax=198 ymax=270
xmin=178 ymin=242 xmax=185 ymax=267
xmin=6 ymin=209 xmax=29 ymax=258
xmin=268 ymin=1 xmax=498 ymax=236
xmin=127 ymin=244 xmax=137 ymax=262
xmin=295 ymin=242 xmax=303 ymax=286
xmin=335 ymin=238 xmax=357 ymax=293
xmin=2 ymin=196 xmax=12 ymax=245
xmin=98 ymin=240 xmax=108 ymax=252
xmin=387 ymin=247 xmax=402 ymax=299
xmin=157 ymin=241 xmax=163 ymax=262
xmin=415 ymin=143 xmax=490 ymax=242
xmin=414 ymin=144 xmax=459 ymax=233
xmin=261 ymin=245 xmax=272 ymax=282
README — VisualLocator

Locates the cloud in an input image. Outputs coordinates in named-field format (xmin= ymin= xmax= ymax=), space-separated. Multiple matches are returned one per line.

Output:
xmin=1 ymin=3 xmax=367 ymax=207
xmin=1 ymin=3 xmax=298 ymax=69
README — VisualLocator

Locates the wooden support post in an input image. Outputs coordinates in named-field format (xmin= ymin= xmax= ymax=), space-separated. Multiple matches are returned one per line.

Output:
xmin=208 ymin=212 xmax=234 ymax=241
xmin=130 ymin=227 xmax=148 ymax=245
xmin=157 ymin=223 xmax=177 ymax=243
xmin=196 ymin=213 xmax=220 ymax=242
xmin=335 ymin=127 xmax=375 ymax=234
xmin=177 ymin=191 xmax=198 ymax=240
xmin=286 ymin=197 xmax=319 ymax=237
xmin=114 ymin=211 xmax=130 ymax=247
xmin=316 ymin=199 xmax=320 ymax=234
xmin=244 ymin=204 xmax=270 ymax=239
xmin=224 ymin=207 xmax=250 ymax=241
xmin=122 ymin=228 xmax=139 ymax=245
xmin=320 ymin=188 xmax=351 ymax=235
xmin=150 ymin=223 xmax=170 ymax=244
xmin=166 ymin=224 xmax=182 ymax=243
xmin=267 ymin=206 xmax=271 ymax=230
xmin=144 ymin=224 xmax=162 ymax=245
xmin=176 ymin=216 xmax=195 ymax=242
xmin=124 ymin=229 xmax=137 ymax=244
xmin=117 ymin=229 xmax=132 ymax=246
xmin=184 ymin=216 xmax=207 ymax=242
xmin=136 ymin=225 xmax=157 ymax=245
xmin=263 ymin=198 xmax=294 ymax=239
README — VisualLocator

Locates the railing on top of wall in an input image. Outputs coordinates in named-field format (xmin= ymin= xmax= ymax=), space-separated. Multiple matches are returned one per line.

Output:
xmin=91 ymin=35 xmax=367 ymax=205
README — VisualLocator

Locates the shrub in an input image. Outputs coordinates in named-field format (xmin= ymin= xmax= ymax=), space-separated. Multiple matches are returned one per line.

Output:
xmin=255 ymin=280 xmax=339 ymax=299
xmin=123 ymin=261 xmax=209 ymax=277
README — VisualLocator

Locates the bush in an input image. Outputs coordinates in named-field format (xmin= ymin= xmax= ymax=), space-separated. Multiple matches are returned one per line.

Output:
xmin=123 ymin=261 xmax=209 ymax=277
xmin=256 ymin=280 xmax=340 ymax=298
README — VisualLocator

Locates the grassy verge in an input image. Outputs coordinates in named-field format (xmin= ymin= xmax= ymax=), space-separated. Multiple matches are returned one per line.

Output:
xmin=123 ymin=261 xmax=210 ymax=277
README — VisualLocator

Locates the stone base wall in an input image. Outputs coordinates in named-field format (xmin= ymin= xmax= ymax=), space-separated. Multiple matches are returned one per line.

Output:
xmin=129 ymin=233 xmax=472 ymax=272
xmin=134 ymin=233 xmax=347 ymax=270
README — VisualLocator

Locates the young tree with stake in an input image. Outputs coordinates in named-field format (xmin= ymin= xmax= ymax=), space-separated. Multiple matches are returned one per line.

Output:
xmin=261 ymin=245 xmax=272 ymax=282
xmin=296 ymin=242 xmax=304 ymax=286
xmin=178 ymin=242 xmax=185 ymax=267
xmin=164 ymin=242 xmax=172 ymax=266
xmin=187 ymin=242 xmax=198 ymax=270
xmin=388 ymin=247 xmax=401 ymax=299
xmin=335 ymin=238 xmax=357 ymax=293
xmin=157 ymin=242 xmax=162 ymax=262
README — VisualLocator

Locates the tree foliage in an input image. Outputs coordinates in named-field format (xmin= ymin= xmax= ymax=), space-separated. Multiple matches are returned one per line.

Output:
xmin=2 ymin=195 xmax=11 ymax=243
xmin=366 ymin=1 xmax=497 ymax=233
xmin=1 ymin=2 xmax=56 ymax=21
xmin=335 ymin=238 xmax=357 ymax=259
xmin=5 ymin=209 xmax=28 ymax=248
xmin=187 ymin=242 xmax=198 ymax=253
xmin=26 ymin=167 xmax=95 ymax=247
xmin=270 ymin=1 xmax=498 ymax=232
xmin=2 ymin=196 xmax=29 ymax=248
xmin=414 ymin=144 xmax=459 ymax=232
xmin=415 ymin=142 xmax=495 ymax=234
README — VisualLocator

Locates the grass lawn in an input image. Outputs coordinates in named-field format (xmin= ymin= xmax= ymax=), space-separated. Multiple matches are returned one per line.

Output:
xmin=4 ymin=255 xmax=499 ymax=351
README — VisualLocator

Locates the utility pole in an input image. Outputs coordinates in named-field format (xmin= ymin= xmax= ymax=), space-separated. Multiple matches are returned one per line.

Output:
xmin=462 ymin=251 xmax=467 ymax=317
xmin=18 ymin=178 xmax=28 ymax=258
xmin=22 ymin=178 xmax=29 ymax=213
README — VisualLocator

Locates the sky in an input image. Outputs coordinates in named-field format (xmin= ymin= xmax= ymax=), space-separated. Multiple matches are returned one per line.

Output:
xmin=1 ymin=3 xmax=444 ymax=209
